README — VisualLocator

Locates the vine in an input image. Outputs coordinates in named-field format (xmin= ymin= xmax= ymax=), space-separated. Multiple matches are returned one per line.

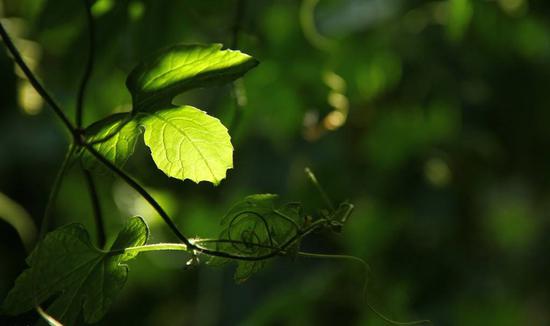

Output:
xmin=0 ymin=2 xmax=430 ymax=325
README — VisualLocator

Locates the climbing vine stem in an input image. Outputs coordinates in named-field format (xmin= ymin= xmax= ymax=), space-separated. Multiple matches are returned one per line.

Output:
xmin=82 ymin=168 xmax=106 ymax=248
xmin=75 ymin=0 xmax=96 ymax=128
xmin=0 ymin=22 xmax=76 ymax=137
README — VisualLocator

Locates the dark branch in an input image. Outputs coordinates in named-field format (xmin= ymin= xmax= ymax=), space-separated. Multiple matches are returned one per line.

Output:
xmin=0 ymin=22 xmax=76 ymax=135
xmin=76 ymin=0 xmax=96 ymax=128
xmin=82 ymin=168 xmax=106 ymax=248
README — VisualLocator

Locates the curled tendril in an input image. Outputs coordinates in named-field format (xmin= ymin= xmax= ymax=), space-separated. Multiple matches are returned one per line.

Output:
xmin=227 ymin=210 xmax=275 ymax=254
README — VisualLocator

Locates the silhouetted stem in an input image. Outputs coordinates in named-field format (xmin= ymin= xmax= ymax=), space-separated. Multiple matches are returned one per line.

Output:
xmin=82 ymin=168 xmax=106 ymax=248
xmin=0 ymin=22 xmax=76 ymax=136
xmin=297 ymin=252 xmax=431 ymax=326
xmin=76 ymin=0 xmax=95 ymax=128
xmin=305 ymin=167 xmax=335 ymax=210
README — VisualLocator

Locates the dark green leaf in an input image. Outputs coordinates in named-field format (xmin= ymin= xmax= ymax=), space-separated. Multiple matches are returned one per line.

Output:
xmin=1 ymin=216 xmax=149 ymax=325
xmin=126 ymin=43 xmax=258 ymax=111
xmin=209 ymin=194 xmax=304 ymax=283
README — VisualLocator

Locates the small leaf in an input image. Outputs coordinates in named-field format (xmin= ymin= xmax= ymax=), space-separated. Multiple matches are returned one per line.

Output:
xmin=1 ymin=216 xmax=149 ymax=325
xmin=127 ymin=43 xmax=258 ymax=111
xmin=81 ymin=113 xmax=141 ymax=171
xmin=139 ymin=105 xmax=233 ymax=185
xmin=209 ymin=194 xmax=304 ymax=283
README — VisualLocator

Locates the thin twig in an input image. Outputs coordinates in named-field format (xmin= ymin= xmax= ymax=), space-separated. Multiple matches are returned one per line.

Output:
xmin=230 ymin=0 xmax=245 ymax=48
xmin=297 ymin=252 xmax=431 ymax=326
xmin=36 ymin=306 xmax=63 ymax=326
xmin=0 ymin=22 xmax=76 ymax=136
xmin=76 ymin=0 xmax=96 ymax=128
xmin=305 ymin=167 xmax=335 ymax=210
xmin=83 ymin=168 xmax=106 ymax=248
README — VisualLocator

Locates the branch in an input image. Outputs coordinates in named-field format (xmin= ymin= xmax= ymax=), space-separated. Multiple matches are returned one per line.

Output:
xmin=230 ymin=0 xmax=245 ymax=48
xmin=82 ymin=168 xmax=106 ymax=248
xmin=0 ymin=22 xmax=76 ymax=135
xmin=305 ymin=167 xmax=335 ymax=210
xmin=297 ymin=252 xmax=431 ymax=326
xmin=76 ymin=0 xmax=96 ymax=128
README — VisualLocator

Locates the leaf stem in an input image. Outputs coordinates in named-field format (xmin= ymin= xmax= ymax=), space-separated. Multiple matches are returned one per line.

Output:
xmin=36 ymin=306 xmax=63 ymax=326
xmin=0 ymin=22 xmax=76 ymax=136
xmin=297 ymin=251 xmax=431 ymax=326
xmin=76 ymin=0 xmax=96 ymax=128
xmin=82 ymin=168 xmax=106 ymax=248
xmin=304 ymin=167 xmax=335 ymax=210
xmin=194 ymin=218 xmax=328 ymax=261
xmin=230 ymin=0 xmax=245 ymax=48
xmin=39 ymin=144 xmax=77 ymax=240
xmin=120 ymin=242 xmax=188 ymax=255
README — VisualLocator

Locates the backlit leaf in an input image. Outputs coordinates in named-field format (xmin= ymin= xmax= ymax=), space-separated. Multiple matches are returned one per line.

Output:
xmin=127 ymin=43 xmax=258 ymax=111
xmin=139 ymin=105 xmax=233 ymax=185
xmin=81 ymin=113 xmax=141 ymax=171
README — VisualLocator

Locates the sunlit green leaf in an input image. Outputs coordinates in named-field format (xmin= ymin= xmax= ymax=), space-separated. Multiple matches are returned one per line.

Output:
xmin=1 ymin=216 xmax=149 ymax=325
xmin=81 ymin=113 xmax=141 ymax=171
xmin=208 ymin=194 xmax=304 ymax=283
xmin=127 ymin=43 xmax=258 ymax=111
xmin=139 ymin=105 xmax=233 ymax=185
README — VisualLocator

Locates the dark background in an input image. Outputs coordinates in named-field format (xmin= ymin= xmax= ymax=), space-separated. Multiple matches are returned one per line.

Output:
xmin=1 ymin=0 xmax=549 ymax=325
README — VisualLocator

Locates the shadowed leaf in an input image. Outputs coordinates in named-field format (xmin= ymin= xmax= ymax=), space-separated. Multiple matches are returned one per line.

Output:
xmin=208 ymin=194 xmax=304 ymax=283
xmin=1 ymin=216 xmax=149 ymax=325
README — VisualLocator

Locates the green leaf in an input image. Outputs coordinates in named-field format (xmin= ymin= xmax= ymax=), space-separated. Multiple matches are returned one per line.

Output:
xmin=127 ymin=43 xmax=258 ymax=111
xmin=139 ymin=105 xmax=233 ymax=185
xmin=1 ymin=216 xmax=149 ymax=325
xmin=209 ymin=194 xmax=304 ymax=283
xmin=81 ymin=113 xmax=141 ymax=171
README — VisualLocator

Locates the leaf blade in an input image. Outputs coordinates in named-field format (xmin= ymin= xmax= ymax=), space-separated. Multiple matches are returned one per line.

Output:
xmin=1 ymin=216 xmax=149 ymax=324
xmin=139 ymin=105 xmax=233 ymax=185
xmin=81 ymin=113 xmax=141 ymax=171
xmin=127 ymin=43 xmax=258 ymax=111
xmin=208 ymin=194 xmax=304 ymax=282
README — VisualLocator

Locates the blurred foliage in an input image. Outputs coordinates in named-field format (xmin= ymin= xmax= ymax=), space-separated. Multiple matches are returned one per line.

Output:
xmin=1 ymin=0 xmax=550 ymax=325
